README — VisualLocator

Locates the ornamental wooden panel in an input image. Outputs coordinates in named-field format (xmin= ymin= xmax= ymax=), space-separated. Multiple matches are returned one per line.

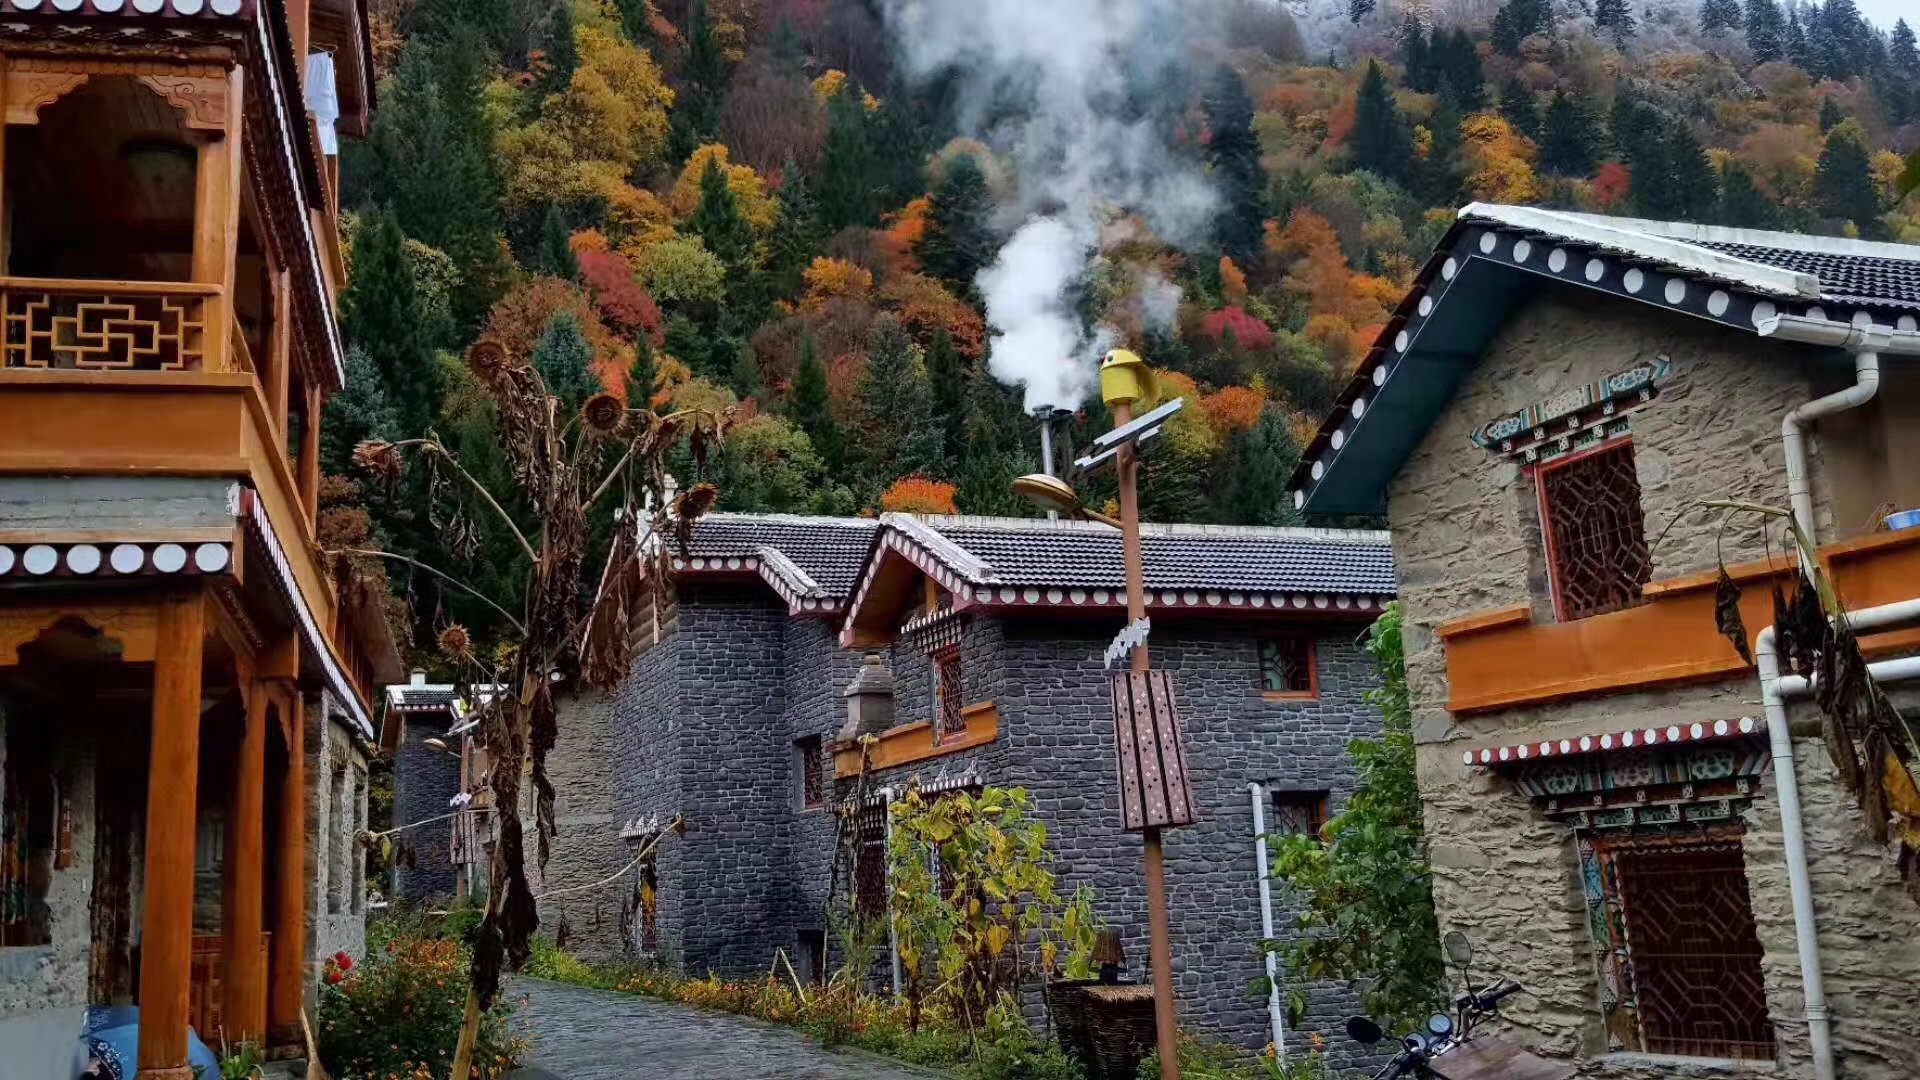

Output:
xmin=1110 ymin=670 xmax=1194 ymax=832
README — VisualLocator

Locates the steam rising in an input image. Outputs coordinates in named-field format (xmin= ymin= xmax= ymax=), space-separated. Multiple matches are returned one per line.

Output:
xmin=884 ymin=0 xmax=1221 ymax=410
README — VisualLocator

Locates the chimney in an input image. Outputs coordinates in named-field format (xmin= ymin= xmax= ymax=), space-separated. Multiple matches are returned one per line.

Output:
xmin=410 ymin=668 xmax=427 ymax=687
xmin=840 ymin=653 xmax=897 ymax=741
xmin=1030 ymin=405 xmax=1074 ymax=518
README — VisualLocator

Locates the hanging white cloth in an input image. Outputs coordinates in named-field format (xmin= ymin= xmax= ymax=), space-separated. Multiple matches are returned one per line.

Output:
xmin=305 ymin=51 xmax=340 ymax=156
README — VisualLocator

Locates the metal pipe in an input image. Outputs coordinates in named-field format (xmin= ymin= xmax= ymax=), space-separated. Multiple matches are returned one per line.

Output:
xmin=1753 ymin=595 xmax=1920 ymax=1080
xmin=1249 ymin=783 xmax=1287 ymax=1059
xmin=1779 ymin=349 xmax=1879 ymax=550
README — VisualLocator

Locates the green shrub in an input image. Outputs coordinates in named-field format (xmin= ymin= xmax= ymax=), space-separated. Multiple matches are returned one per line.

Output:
xmin=317 ymin=936 xmax=523 ymax=1080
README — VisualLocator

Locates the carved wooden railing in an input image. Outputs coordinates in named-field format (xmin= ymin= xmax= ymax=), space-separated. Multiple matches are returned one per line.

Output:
xmin=0 ymin=277 xmax=223 ymax=373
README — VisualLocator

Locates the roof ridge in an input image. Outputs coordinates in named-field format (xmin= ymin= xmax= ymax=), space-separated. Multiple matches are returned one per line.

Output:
xmin=879 ymin=513 xmax=999 ymax=582
xmin=1557 ymin=211 xmax=1920 ymax=264
xmin=913 ymin=513 xmax=1391 ymax=544
xmin=697 ymin=512 xmax=878 ymax=528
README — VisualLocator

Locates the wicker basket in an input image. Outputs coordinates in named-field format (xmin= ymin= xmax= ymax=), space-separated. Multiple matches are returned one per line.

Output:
xmin=1046 ymin=979 xmax=1157 ymax=1080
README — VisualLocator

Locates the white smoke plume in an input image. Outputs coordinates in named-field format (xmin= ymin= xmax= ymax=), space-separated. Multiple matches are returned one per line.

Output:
xmin=883 ymin=0 xmax=1223 ymax=410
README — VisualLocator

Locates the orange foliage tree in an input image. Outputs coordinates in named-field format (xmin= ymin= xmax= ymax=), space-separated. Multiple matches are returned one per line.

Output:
xmin=482 ymin=278 xmax=630 ymax=395
xmin=802 ymin=257 xmax=875 ymax=308
xmin=881 ymin=476 xmax=959 ymax=515
xmin=1201 ymin=384 xmax=1267 ymax=435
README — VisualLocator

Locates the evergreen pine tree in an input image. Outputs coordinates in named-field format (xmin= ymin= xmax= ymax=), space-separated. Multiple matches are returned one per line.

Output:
xmin=367 ymin=29 xmax=510 ymax=334
xmin=919 ymin=154 xmax=996 ymax=293
xmin=1413 ymin=101 xmax=1465 ymax=204
xmin=1895 ymin=20 xmax=1919 ymax=73
xmin=1349 ymin=0 xmax=1377 ymax=23
xmin=629 ymin=338 xmax=658 ymax=414
xmin=1217 ymin=406 xmax=1303 ymax=527
xmin=859 ymin=317 xmax=944 ymax=486
xmin=1818 ymin=97 xmax=1844 ymax=133
xmin=728 ymin=341 xmax=763 ymax=401
xmin=790 ymin=336 xmax=842 ymax=473
xmin=534 ymin=204 xmax=578 ymax=280
xmin=1610 ymin=94 xmax=1660 ymax=165
xmin=1402 ymin=18 xmax=1438 ymax=93
xmin=670 ymin=0 xmax=732 ymax=161
xmin=1812 ymin=0 xmax=1867 ymax=82
xmin=1353 ymin=60 xmax=1414 ymax=181
xmin=1541 ymin=90 xmax=1601 ymax=176
xmin=1203 ymin=64 xmax=1270 ymax=264
xmin=1499 ymin=78 xmax=1542 ymax=139
xmin=1435 ymin=29 xmax=1488 ymax=110
xmin=1492 ymin=0 xmax=1550 ymax=55
xmin=341 ymin=208 xmax=441 ymax=437
xmin=691 ymin=156 xmax=755 ymax=275
xmin=610 ymin=0 xmax=652 ymax=44
xmin=925 ymin=329 xmax=968 ymax=473
xmin=1699 ymin=0 xmax=1741 ymax=34
xmin=531 ymin=311 xmax=600 ymax=414
xmin=1745 ymin=0 xmax=1785 ymax=61
xmin=1785 ymin=7 xmax=1810 ymax=69
xmin=1666 ymin=121 xmax=1719 ymax=220
xmin=1816 ymin=121 xmax=1884 ymax=237
xmin=766 ymin=157 xmax=824 ymax=298
xmin=1717 ymin=161 xmax=1779 ymax=229
xmin=1595 ymin=0 xmax=1637 ymax=43
xmin=533 ymin=0 xmax=577 ymax=99
xmin=819 ymin=90 xmax=878 ymax=232
xmin=321 ymin=347 xmax=401 ymax=476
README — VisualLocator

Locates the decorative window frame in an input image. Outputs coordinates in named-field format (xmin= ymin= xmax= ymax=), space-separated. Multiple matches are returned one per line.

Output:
xmin=1533 ymin=437 xmax=1653 ymax=623
xmin=1257 ymin=634 xmax=1319 ymax=701
xmin=932 ymin=646 xmax=965 ymax=744
xmin=1268 ymin=788 xmax=1331 ymax=841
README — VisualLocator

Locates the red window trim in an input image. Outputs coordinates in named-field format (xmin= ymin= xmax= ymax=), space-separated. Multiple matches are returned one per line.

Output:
xmin=1532 ymin=437 xmax=1649 ymax=624
xmin=1258 ymin=635 xmax=1319 ymax=701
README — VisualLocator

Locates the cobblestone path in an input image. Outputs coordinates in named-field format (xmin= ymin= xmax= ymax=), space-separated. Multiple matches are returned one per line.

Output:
xmin=507 ymin=978 xmax=943 ymax=1079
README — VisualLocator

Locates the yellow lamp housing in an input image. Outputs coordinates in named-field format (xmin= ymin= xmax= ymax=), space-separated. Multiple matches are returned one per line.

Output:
xmin=1099 ymin=348 xmax=1156 ymax=408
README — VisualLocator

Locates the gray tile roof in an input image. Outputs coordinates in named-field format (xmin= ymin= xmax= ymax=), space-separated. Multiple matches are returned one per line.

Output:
xmin=675 ymin=514 xmax=880 ymax=599
xmin=1690 ymin=241 xmax=1920 ymax=312
xmin=386 ymin=685 xmax=459 ymax=709
xmin=915 ymin=516 xmax=1396 ymax=595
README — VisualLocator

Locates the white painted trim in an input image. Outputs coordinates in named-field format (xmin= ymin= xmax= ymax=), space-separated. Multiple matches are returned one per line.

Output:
xmin=1563 ymin=210 xmax=1920 ymax=264
xmin=244 ymin=490 xmax=374 ymax=738
xmin=1456 ymin=203 xmax=1821 ymax=299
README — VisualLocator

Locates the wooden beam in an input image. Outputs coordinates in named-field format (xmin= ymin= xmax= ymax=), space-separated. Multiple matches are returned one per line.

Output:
xmin=300 ymin=381 xmax=321 ymax=527
xmin=222 ymin=679 xmax=269 ymax=1043
xmin=268 ymin=270 xmax=292 ymax=435
xmin=135 ymin=591 xmax=206 ymax=1080
xmin=267 ymin=686 xmax=308 ymax=1048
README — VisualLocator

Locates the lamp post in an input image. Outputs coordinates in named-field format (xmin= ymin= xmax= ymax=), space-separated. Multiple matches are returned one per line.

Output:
xmin=1013 ymin=349 xmax=1188 ymax=1080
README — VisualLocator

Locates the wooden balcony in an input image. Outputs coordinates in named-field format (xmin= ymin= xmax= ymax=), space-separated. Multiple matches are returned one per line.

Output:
xmin=1 ymin=276 xmax=228 ymax=372
xmin=1437 ymin=530 xmax=1920 ymax=714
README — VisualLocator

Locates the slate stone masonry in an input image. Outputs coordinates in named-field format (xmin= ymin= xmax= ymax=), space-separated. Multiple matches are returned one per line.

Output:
xmin=391 ymin=714 xmax=460 ymax=904
xmin=564 ymin=582 xmax=1385 ymax=1059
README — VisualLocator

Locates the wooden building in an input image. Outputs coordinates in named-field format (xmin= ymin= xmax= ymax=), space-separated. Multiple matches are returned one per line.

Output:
xmin=0 ymin=0 xmax=395 ymax=1076
xmin=1295 ymin=205 xmax=1920 ymax=1078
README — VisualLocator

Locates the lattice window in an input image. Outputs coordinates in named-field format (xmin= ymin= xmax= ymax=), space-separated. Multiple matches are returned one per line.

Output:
xmin=934 ymin=647 xmax=965 ymax=742
xmin=1258 ymin=636 xmax=1317 ymax=697
xmin=796 ymin=736 xmax=824 ymax=810
xmin=1538 ymin=441 xmax=1653 ymax=621
xmin=1581 ymin=830 xmax=1775 ymax=1060
xmin=1269 ymin=790 xmax=1330 ymax=841
xmin=855 ymin=828 xmax=888 ymax=919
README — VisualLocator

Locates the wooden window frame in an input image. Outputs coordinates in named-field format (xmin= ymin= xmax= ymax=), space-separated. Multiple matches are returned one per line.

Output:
xmin=1258 ymin=635 xmax=1319 ymax=701
xmin=1534 ymin=438 xmax=1653 ymax=623
xmin=1268 ymin=789 xmax=1331 ymax=842
xmin=933 ymin=646 xmax=965 ymax=743
xmin=795 ymin=735 xmax=824 ymax=811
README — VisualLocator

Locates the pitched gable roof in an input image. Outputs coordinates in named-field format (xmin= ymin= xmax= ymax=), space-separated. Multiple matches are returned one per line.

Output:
xmin=646 ymin=513 xmax=880 ymax=614
xmin=1290 ymin=204 xmax=1920 ymax=516
xmin=839 ymin=513 xmax=1394 ymax=647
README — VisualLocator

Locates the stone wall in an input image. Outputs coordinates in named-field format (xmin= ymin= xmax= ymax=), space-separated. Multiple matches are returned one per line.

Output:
xmin=535 ymin=691 xmax=627 ymax=960
xmin=0 ymin=700 xmax=98 ymax=1032
xmin=780 ymin=615 xmax=867 ymax=957
xmin=609 ymin=599 xmax=684 ymax=961
xmin=391 ymin=711 xmax=460 ymax=904
xmin=1386 ymin=286 xmax=1920 ymax=1077
xmin=309 ymin=703 xmax=368 ymax=963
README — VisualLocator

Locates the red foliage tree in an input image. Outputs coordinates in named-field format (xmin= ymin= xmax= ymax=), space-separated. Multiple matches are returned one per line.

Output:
xmin=1199 ymin=305 xmax=1275 ymax=353
xmin=577 ymin=249 xmax=664 ymax=347
xmin=880 ymin=476 xmax=958 ymax=514
xmin=1593 ymin=162 xmax=1632 ymax=211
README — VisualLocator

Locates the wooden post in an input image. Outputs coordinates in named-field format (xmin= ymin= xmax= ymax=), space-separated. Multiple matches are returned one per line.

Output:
xmin=300 ymin=381 xmax=322 ymax=527
xmin=222 ymin=679 xmax=269 ymax=1044
xmin=1112 ymin=400 xmax=1180 ymax=1080
xmin=0 ymin=57 xmax=10 ymax=272
xmin=135 ymin=593 xmax=206 ymax=1080
xmin=268 ymin=687 xmax=307 ymax=1047
xmin=268 ymin=270 xmax=292 ymax=434
xmin=192 ymin=67 xmax=244 ymax=373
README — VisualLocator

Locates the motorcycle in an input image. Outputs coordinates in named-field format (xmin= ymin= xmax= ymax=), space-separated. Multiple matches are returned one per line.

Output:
xmin=1343 ymin=932 xmax=1573 ymax=1080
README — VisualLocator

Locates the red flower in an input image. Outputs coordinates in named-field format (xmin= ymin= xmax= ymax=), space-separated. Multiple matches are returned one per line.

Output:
xmin=334 ymin=951 xmax=355 ymax=972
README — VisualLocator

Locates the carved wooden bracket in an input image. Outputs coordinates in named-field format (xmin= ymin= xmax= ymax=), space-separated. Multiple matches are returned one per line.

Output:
xmin=2 ymin=59 xmax=232 ymax=130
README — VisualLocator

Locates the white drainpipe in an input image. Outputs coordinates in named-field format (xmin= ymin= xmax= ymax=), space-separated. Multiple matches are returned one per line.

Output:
xmin=1756 ymin=597 xmax=1920 ymax=1080
xmin=1248 ymin=783 xmax=1287 ymax=1059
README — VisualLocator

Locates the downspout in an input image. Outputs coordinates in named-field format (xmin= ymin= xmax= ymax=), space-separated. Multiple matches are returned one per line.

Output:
xmin=1782 ymin=347 xmax=1879 ymax=547
xmin=1756 ymin=597 xmax=1920 ymax=1080
xmin=1249 ymin=783 xmax=1287 ymax=1060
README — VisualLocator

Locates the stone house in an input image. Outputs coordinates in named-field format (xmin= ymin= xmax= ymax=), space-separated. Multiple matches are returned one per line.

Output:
xmin=542 ymin=511 xmax=1396 ymax=1056
xmin=1292 ymin=204 xmax=1920 ymax=1079
xmin=384 ymin=676 xmax=494 ymax=907
xmin=0 ymin=0 xmax=395 ymax=1073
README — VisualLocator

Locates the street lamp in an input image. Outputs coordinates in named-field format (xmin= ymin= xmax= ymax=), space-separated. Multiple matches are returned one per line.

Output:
xmin=1012 ymin=349 xmax=1191 ymax=1080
